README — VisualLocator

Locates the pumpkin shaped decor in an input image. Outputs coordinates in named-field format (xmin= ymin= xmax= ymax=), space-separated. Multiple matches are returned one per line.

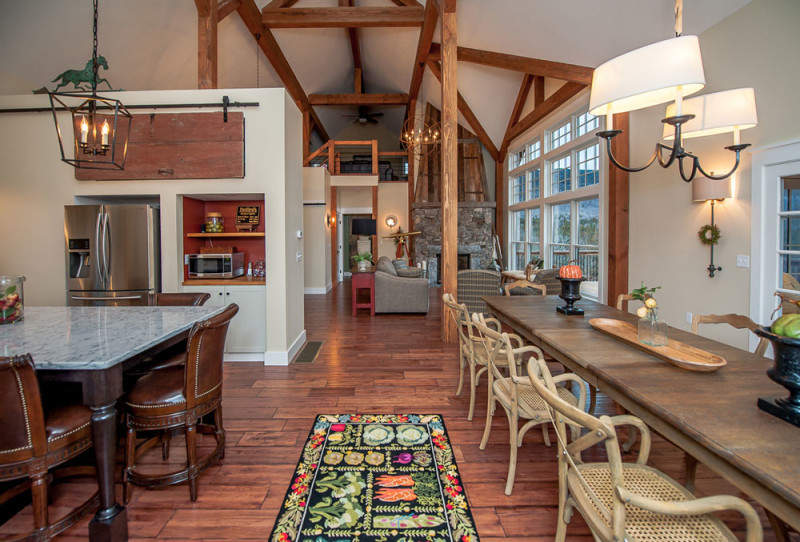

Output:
xmin=559 ymin=264 xmax=583 ymax=279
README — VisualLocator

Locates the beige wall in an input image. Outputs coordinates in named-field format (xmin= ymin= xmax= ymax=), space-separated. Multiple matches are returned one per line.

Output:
xmin=303 ymin=167 xmax=332 ymax=293
xmin=377 ymin=182 xmax=410 ymax=261
xmin=0 ymin=88 xmax=304 ymax=365
xmin=628 ymin=0 xmax=800 ymax=348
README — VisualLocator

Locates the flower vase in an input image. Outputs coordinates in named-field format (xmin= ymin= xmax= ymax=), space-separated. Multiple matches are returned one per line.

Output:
xmin=638 ymin=309 xmax=667 ymax=346
xmin=358 ymin=261 xmax=367 ymax=271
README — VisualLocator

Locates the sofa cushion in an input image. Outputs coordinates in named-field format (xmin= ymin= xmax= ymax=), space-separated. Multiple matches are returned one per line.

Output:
xmin=397 ymin=267 xmax=424 ymax=278
xmin=376 ymin=256 xmax=397 ymax=276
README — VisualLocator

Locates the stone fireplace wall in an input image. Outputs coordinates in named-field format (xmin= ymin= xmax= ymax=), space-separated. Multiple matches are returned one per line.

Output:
xmin=412 ymin=202 xmax=496 ymax=285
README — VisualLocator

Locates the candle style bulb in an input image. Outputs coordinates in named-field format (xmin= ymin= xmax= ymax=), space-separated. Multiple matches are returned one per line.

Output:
xmin=101 ymin=120 xmax=110 ymax=146
xmin=80 ymin=116 xmax=88 ymax=144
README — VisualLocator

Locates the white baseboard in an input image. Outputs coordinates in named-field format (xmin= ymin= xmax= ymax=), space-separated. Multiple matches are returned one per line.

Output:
xmin=264 ymin=329 xmax=307 ymax=366
xmin=223 ymin=352 xmax=265 ymax=362
xmin=305 ymin=287 xmax=328 ymax=294
xmin=326 ymin=282 xmax=332 ymax=292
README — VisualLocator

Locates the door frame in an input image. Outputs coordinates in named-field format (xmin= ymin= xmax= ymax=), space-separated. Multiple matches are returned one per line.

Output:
xmin=338 ymin=207 xmax=373 ymax=279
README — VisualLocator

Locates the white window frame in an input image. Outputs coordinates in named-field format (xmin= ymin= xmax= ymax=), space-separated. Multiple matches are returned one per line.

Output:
xmin=751 ymin=140 xmax=800 ymax=349
xmin=507 ymin=95 xmax=606 ymax=301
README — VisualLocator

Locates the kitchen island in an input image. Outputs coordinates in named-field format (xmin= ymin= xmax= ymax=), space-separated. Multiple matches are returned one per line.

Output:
xmin=0 ymin=305 xmax=225 ymax=542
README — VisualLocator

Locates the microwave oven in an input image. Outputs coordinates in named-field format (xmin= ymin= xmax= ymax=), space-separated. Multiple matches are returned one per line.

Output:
xmin=187 ymin=252 xmax=245 ymax=278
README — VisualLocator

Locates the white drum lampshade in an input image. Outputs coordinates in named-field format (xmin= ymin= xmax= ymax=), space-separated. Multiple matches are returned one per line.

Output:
xmin=589 ymin=35 xmax=706 ymax=116
xmin=663 ymin=87 xmax=758 ymax=140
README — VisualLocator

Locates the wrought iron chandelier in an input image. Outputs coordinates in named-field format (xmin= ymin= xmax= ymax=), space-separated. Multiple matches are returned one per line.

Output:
xmin=401 ymin=113 xmax=440 ymax=159
xmin=49 ymin=0 xmax=131 ymax=170
xmin=589 ymin=0 xmax=757 ymax=183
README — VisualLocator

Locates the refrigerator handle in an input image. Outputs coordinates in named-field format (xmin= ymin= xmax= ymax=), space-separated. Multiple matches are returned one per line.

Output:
xmin=103 ymin=211 xmax=111 ymax=287
xmin=95 ymin=211 xmax=104 ymax=287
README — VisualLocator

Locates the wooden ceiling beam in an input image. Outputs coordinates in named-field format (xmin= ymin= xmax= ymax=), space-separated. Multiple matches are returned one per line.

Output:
xmin=237 ymin=0 xmax=329 ymax=141
xmin=429 ymin=43 xmax=594 ymax=85
xmin=340 ymin=0 xmax=364 ymax=93
xmin=217 ymin=0 xmax=241 ymax=21
xmin=265 ymin=0 xmax=300 ymax=7
xmin=406 ymin=0 xmax=438 ymax=119
xmin=533 ymin=75 xmax=545 ymax=107
xmin=428 ymin=60 xmax=499 ymax=162
xmin=262 ymin=6 xmax=424 ymax=28
xmin=498 ymin=73 xmax=533 ymax=158
xmin=506 ymin=81 xmax=586 ymax=143
xmin=309 ymin=93 xmax=409 ymax=106
xmin=195 ymin=0 xmax=218 ymax=89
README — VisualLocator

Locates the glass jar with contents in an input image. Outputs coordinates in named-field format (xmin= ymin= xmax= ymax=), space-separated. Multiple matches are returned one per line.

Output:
xmin=0 ymin=275 xmax=25 ymax=324
xmin=206 ymin=212 xmax=224 ymax=233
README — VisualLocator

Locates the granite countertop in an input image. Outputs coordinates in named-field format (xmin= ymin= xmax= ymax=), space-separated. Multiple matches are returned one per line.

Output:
xmin=0 ymin=306 xmax=225 ymax=370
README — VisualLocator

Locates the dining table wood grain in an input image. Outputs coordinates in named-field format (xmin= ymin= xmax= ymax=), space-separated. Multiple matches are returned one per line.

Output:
xmin=484 ymin=295 xmax=800 ymax=531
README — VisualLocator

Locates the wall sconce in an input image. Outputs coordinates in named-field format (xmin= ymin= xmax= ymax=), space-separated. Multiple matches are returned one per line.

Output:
xmin=385 ymin=215 xmax=398 ymax=228
xmin=693 ymin=176 xmax=731 ymax=277
xmin=326 ymin=212 xmax=333 ymax=227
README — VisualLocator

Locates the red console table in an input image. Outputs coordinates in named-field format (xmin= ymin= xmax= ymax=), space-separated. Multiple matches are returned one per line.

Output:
xmin=351 ymin=265 xmax=376 ymax=316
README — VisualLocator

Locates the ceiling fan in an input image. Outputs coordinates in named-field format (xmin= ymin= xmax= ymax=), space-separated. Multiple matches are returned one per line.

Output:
xmin=343 ymin=106 xmax=383 ymax=125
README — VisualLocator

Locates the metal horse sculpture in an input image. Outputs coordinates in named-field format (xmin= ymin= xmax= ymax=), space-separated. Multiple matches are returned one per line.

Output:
xmin=51 ymin=56 xmax=112 ymax=92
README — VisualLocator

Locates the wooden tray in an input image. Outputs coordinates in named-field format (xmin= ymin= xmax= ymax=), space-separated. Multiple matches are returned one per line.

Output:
xmin=588 ymin=318 xmax=727 ymax=372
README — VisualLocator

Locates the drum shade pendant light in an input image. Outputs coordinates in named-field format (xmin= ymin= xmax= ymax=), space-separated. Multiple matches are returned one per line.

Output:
xmin=589 ymin=0 xmax=757 ymax=183
xmin=49 ymin=0 xmax=131 ymax=170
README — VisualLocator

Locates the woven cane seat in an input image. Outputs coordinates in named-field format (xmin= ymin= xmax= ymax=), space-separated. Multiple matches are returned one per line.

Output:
xmin=494 ymin=378 xmax=578 ymax=416
xmin=569 ymin=463 xmax=738 ymax=541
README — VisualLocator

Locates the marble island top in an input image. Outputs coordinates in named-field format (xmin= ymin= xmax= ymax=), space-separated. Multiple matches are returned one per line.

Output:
xmin=0 ymin=305 xmax=225 ymax=370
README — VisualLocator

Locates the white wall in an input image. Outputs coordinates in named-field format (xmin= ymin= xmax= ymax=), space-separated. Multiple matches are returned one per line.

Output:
xmin=303 ymin=167 xmax=332 ymax=293
xmin=377 ymin=182 xmax=410 ymax=261
xmin=0 ymin=87 xmax=304 ymax=364
xmin=628 ymin=0 xmax=800 ymax=348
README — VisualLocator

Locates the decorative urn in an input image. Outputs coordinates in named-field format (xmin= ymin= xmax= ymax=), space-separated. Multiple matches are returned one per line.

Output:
xmin=755 ymin=326 xmax=800 ymax=428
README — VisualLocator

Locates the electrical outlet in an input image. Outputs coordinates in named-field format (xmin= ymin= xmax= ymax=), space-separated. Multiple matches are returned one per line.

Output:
xmin=686 ymin=312 xmax=693 ymax=324
xmin=736 ymin=254 xmax=750 ymax=268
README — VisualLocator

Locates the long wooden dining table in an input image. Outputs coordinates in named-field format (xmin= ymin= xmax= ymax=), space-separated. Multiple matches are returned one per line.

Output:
xmin=0 ymin=305 xmax=225 ymax=542
xmin=484 ymin=295 xmax=800 ymax=532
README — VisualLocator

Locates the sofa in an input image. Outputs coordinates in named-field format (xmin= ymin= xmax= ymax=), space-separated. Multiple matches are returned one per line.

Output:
xmin=374 ymin=256 xmax=429 ymax=313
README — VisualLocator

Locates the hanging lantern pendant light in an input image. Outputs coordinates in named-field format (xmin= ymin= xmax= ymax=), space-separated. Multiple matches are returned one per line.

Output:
xmin=49 ymin=0 xmax=131 ymax=170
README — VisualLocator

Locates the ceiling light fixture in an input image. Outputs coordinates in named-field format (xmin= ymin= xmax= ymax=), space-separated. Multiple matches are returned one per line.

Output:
xmin=49 ymin=0 xmax=131 ymax=170
xmin=589 ymin=0 xmax=757 ymax=183
xmin=401 ymin=113 xmax=440 ymax=159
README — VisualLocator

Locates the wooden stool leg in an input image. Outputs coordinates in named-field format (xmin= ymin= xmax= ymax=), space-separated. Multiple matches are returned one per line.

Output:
xmin=186 ymin=422 xmax=199 ymax=502
xmin=214 ymin=404 xmax=226 ymax=460
xmin=123 ymin=426 xmax=136 ymax=505
xmin=30 ymin=472 xmax=48 ymax=532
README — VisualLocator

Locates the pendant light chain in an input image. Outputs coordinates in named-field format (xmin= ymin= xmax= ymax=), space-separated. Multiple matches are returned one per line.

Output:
xmin=92 ymin=0 xmax=99 ymax=95
xmin=674 ymin=0 xmax=683 ymax=37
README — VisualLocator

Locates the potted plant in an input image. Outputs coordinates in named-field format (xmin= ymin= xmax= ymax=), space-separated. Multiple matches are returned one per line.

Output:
xmin=353 ymin=252 xmax=372 ymax=271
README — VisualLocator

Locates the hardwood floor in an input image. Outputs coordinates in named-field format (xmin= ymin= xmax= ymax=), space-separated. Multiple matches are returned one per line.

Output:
xmin=1 ymin=283 xmax=789 ymax=540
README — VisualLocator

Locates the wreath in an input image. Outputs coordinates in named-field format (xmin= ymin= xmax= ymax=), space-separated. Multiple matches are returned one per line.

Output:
xmin=698 ymin=224 xmax=721 ymax=246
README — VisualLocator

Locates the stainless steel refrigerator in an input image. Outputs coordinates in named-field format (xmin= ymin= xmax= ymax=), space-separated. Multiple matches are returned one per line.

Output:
xmin=65 ymin=204 xmax=161 ymax=306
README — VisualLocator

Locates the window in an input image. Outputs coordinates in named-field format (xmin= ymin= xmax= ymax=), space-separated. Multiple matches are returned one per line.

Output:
xmin=550 ymin=155 xmax=571 ymax=194
xmin=528 ymin=168 xmax=540 ymax=200
xmin=576 ymin=144 xmax=600 ymax=188
xmin=780 ymin=177 xmax=800 ymax=290
xmin=506 ymin=102 xmax=604 ymax=299
xmin=511 ymin=174 xmax=525 ymax=204
xmin=549 ymin=120 xmax=571 ymax=151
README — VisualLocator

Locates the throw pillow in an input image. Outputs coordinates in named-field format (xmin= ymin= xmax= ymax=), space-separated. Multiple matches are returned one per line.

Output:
xmin=396 ymin=267 xmax=423 ymax=278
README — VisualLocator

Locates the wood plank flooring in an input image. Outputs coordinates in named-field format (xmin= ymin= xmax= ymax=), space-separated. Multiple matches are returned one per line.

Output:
xmin=1 ymin=283 xmax=790 ymax=541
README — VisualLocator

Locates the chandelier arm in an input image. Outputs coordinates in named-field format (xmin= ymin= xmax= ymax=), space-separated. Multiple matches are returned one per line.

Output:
xmin=677 ymin=154 xmax=699 ymax=182
xmin=655 ymin=142 xmax=680 ymax=169
xmin=598 ymin=132 xmax=659 ymax=173
xmin=693 ymin=151 xmax=744 ymax=181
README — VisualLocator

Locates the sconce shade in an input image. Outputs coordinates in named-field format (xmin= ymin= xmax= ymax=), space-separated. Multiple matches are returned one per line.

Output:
xmin=589 ymin=35 xmax=706 ymax=116
xmin=351 ymin=218 xmax=376 ymax=236
xmin=692 ymin=176 xmax=731 ymax=201
xmin=385 ymin=215 xmax=398 ymax=228
xmin=663 ymin=88 xmax=758 ymax=140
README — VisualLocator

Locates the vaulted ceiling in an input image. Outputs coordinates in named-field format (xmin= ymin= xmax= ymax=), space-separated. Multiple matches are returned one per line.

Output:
xmin=0 ymin=0 xmax=752 ymax=152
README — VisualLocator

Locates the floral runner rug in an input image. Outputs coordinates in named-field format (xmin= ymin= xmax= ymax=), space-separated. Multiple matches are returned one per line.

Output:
xmin=270 ymin=414 xmax=479 ymax=542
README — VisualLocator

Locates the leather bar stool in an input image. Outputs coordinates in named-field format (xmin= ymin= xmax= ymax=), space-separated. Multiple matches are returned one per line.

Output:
xmin=149 ymin=292 xmax=211 ymax=307
xmin=122 ymin=304 xmax=238 ymax=503
xmin=0 ymin=354 xmax=99 ymax=541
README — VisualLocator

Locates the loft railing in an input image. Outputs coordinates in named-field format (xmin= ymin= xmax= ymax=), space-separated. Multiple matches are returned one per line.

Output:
xmin=304 ymin=140 xmax=408 ymax=181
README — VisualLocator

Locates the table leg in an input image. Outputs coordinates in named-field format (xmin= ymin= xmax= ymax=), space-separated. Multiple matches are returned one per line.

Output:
xmin=89 ymin=401 xmax=128 ymax=542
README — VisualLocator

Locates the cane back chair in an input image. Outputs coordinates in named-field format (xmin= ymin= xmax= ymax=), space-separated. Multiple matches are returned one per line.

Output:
xmin=526 ymin=355 xmax=763 ymax=542
xmin=0 ymin=354 xmax=99 ymax=541
xmin=123 ymin=303 xmax=238 ymax=502
xmin=473 ymin=314 xmax=586 ymax=495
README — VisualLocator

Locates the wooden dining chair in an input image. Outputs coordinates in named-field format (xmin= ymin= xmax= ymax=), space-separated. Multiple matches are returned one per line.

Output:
xmin=442 ymin=293 xmax=519 ymax=421
xmin=473 ymin=314 xmax=586 ymax=495
xmin=503 ymin=279 xmax=546 ymax=296
xmin=123 ymin=304 xmax=238 ymax=503
xmin=615 ymin=293 xmax=636 ymax=310
xmin=0 ymin=354 xmax=99 ymax=541
xmin=526 ymin=355 xmax=763 ymax=542
xmin=691 ymin=313 xmax=769 ymax=357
